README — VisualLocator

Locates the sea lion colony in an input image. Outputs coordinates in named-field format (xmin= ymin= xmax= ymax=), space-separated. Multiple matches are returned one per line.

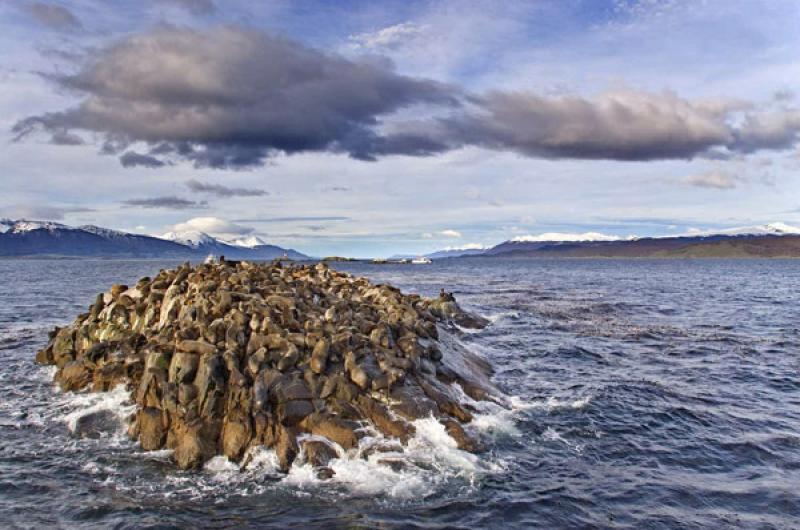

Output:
xmin=35 ymin=260 xmax=494 ymax=475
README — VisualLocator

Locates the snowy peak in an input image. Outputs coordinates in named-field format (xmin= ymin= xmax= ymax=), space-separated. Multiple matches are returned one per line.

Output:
xmin=223 ymin=235 xmax=267 ymax=248
xmin=711 ymin=222 xmax=800 ymax=237
xmin=511 ymin=231 xmax=621 ymax=243
xmin=158 ymin=230 xmax=217 ymax=248
xmin=78 ymin=225 xmax=130 ymax=238
xmin=3 ymin=219 xmax=72 ymax=234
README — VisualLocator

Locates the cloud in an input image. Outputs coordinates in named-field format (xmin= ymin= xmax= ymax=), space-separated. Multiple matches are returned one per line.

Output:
xmin=1 ymin=204 xmax=93 ymax=220
xmin=167 ymin=216 xmax=253 ymax=236
xmin=160 ymin=0 xmax=216 ymax=15
xmin=683 ymin=171 xmax=739 ymax=190
xmin=14 ymin=27 xmax=800 ymax=168
xmin=348 ymin=23 xmax=426 ymax=50
xmin=444 ymin=243 xmax=486 ymax=250
xmin=50 ymin=130 xmax=84 ymax=145
xmin=22 ymin=2 xmax=82 ymax=31
xmin=421 ymin=232 xmax=433 ymax=239
xmin=440 ymin=229 xmax=461 ymax=238
xmin=121 ymin=196 xmax=208 ymax=209
xmin=730 ymin=109 xmax=800 ymax=153
xmin=120 ymin=151 xmax=167 ymax=168
xmin=234 ymin=216 xmax=349 ymax=223
xmin=512 ymin=232 xmax=620 ymax=242
xmin=185 ymin=179 xmax=268 ymax=197
xmin=441 ymin=89 xmax=741 ymax=161
xmin=13 ymin=26 xmax=457 ymax=169
xmin=325 ymin=186 xmax=352 ymax=192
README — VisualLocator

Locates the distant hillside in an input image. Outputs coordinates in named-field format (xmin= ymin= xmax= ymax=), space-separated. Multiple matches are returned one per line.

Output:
xmin=0 ymin=219 xmax=310 ymax=260
xmin=483 ymin=234 xmax=800 ymax=258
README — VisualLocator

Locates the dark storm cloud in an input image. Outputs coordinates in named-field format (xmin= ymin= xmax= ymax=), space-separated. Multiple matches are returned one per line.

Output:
xmin=185 ymin=179 xmax=268 ymax=197
xmin=23 ymin=2 xmax=82 ymax=30
xmin=12 ymin=27 xmax=800 ymax=167
xmin=12 ymin=27 xmax=457 ymax=169
xmin=121 ymin=196 xmax=208 ymax=209
xmin=119 ymin=151 xmax=167 ymax=168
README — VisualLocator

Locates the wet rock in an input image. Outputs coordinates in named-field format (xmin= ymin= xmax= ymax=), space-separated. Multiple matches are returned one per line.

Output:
xmin=275 ymin=426 xmax=298 ymax=472
xmin=441 ymin=418 xmax=483 ymax=452
xmin=59 ymin=360 xmax=90 ymax=391
xmin=300 ymin=413 xmax=359 ymax=449
xmin=173 ymin=420 xmax=217 ymax=469
xmin=72 ymin=409 xmax=121 ymax=439
xmin=221 ymin=414 xmax=251 ymax=461
xmin=426 ymin=297 xmax=489 ymax=329
xmin=138 ymin=407 xmax=167 ymax=450
xmin=302 ymin=439 xmax=338 ymax=467
xmin=37 ymin=260 xmax=497 ymax=471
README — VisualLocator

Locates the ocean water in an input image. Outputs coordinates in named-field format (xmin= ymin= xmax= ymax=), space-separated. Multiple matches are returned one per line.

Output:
xmin=1 ymin=258 xmax=799 ymax=529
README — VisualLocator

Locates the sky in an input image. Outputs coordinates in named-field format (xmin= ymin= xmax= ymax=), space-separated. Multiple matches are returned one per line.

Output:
xmin=1 ymin=0 xmax=800 ymax=258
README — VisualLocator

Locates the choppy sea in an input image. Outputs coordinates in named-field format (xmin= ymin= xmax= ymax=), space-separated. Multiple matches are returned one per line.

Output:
xmin=1 ymin=258 xmax=798 ymax=529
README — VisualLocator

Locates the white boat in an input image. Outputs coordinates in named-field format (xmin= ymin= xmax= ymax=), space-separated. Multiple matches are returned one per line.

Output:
xmin=411 ymin=256 xmax=432 ymax=264
xmin=204 ymin=253 xmax=217 ymax=264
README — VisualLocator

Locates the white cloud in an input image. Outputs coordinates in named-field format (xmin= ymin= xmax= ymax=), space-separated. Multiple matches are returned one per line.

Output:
xmin=683 ymin=171 xmax=739 ymax=189
xmin=444 ymin=242 xmax=487 ymax=250
xmin=166 ymin=216 xmax=253 ymax=237
xmin=420 ymin=232 xmax=433 ymax=239
xmin=348 ymin=22 xmax=426 ymax=50
xmin=440 ymin=229 xmax=462 ymax=238
xmin=511 ymin=231 xmax=620 ymax=242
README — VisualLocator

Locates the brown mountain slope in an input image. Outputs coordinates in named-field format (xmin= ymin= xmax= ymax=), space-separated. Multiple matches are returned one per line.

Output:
xmin=488 ymin=234 xmax=800 ymax=258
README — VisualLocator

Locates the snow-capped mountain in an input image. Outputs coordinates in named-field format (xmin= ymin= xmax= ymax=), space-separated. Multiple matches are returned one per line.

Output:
xmin=510 ymin=232 xmax=621 ymax=243
xmin=0 ymin=219 xmax=309 ymax=259
xmin=156 ymin=230 xmax=306 ymax=259
xmin=159 ymin=230 xmax=218 ymax=248
xmin=687 ymin=222 xmax=800 ymax=238
xmin=1 ymin=219 xmax=71 ymax=234
xmin=222 ymin=235 xmax=267 ymax=248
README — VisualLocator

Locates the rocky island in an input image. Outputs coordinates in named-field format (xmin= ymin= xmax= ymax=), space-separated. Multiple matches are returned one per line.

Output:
xmin=35 ymin=260 xmax=497 ymax=476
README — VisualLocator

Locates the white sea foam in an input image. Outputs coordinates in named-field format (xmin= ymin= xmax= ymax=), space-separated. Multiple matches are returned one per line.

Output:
xmin=542 ymin=427 xmax=585 ymax=453
xmin=487 ymin=310 xmax=521 ymax=323
xmin=60 ymin=384 xmax=135 ymax=439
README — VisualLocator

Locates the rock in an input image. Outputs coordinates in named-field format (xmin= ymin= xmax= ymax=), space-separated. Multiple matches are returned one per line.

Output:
xmin=310 ymin=338 xmax=329 ymax=374
xmin=169 ymin=352 xmax=200 ymax=384
xmin=221 ymin=415 xmax=251 ymax=461
xmin=426 ymin=298 xmax=489 ymax=329
xmin=138 ymin=407 xmax=166 ymax=450
xmin=176 ymin=339 xmax=216 ymax=356
xmin=173 ymin=420 xmax=217 ymax=469
xmin=302 ymin=439 xmax=338 ymax=467
xmin=301 ymin=413 xmax=358 ymax=449
xmin=441 ymin=418 xmax=483 ymax=452
xmin=356 ymin=396 xmax=414 ymax=442
xmin=277 ymin=400 xmax=314 ymax=426
xmin=72 ymin=409 xmax=121 ymax=439
xmin=59 ymin=360 xmax=90 ymax=391
xmin=37 ymin=260 xmax=497 ymax=472
xmin=275 ymin=426 xmax=298 ymax=472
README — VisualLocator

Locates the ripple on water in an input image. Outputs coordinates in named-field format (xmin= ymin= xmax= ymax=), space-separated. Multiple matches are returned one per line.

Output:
xmin=2 ymin=258 xmax=800 ymax=528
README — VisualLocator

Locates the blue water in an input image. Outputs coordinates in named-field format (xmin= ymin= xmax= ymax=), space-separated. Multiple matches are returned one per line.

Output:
xmin=1 ymin=258 xmax=799 ymax=528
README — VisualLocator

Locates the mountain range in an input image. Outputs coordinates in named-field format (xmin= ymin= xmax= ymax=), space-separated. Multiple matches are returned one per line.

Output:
xmin=3 ymin=219 xmax=800 ymax=260
xmin=0 ymin=219 xmax=309 ymax=260
xmin=449 ymin=223 xmax=800 ymax=259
